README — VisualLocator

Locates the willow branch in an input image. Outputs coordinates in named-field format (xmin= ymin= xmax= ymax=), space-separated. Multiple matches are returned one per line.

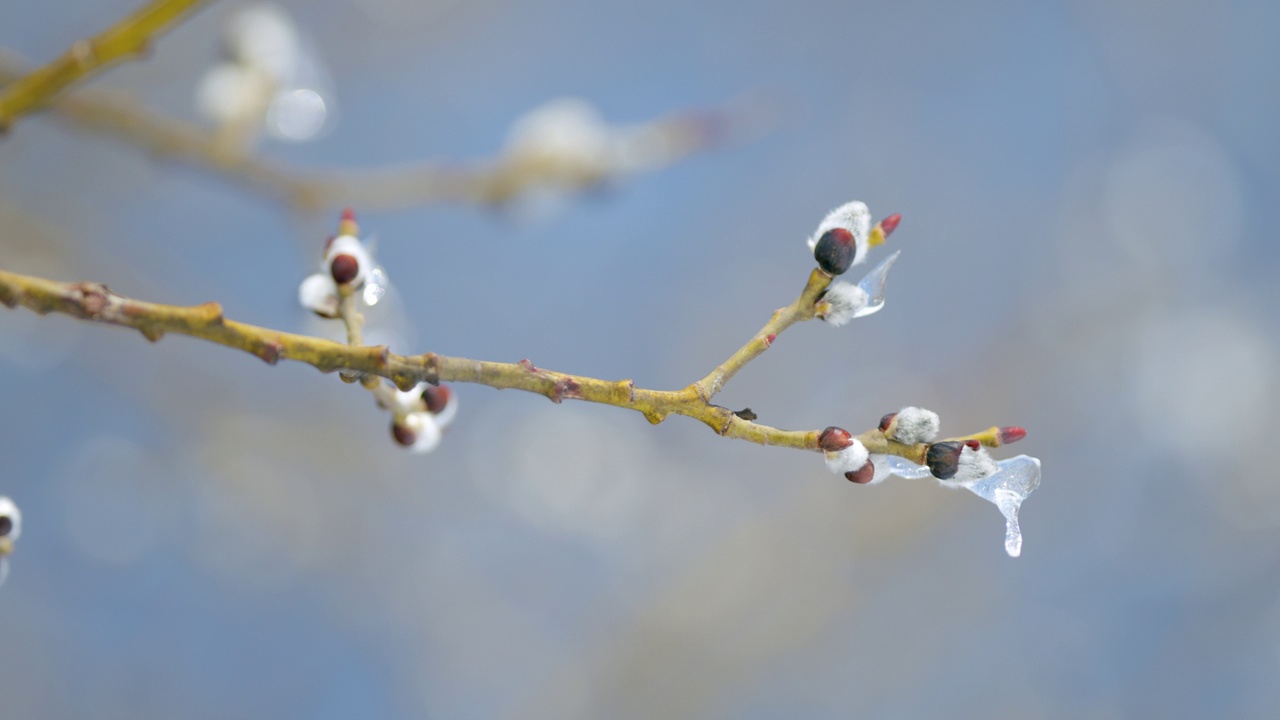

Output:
xmin=0 ymin=266 xmax=822 ymax=450
xmin=690 ymin=268 xmax=831 ymax=401
xmin=0 ymin=52 xmax=745 ymax=212
xmin=0 ymin=0 xmax=210 ymax=132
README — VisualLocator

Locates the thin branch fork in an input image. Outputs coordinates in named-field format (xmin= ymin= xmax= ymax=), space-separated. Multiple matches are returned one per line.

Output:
xmin=0 ymin=266 xmax=826 ymax=449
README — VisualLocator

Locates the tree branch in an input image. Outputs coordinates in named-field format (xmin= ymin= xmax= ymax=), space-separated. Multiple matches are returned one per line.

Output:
xmin=0 ymin=266 xmax=827 ymax=450
xmin=0 ymin=0 xmax=210 ymax=132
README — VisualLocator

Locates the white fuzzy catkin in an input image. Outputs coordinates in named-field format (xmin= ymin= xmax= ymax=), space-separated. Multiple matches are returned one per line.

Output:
xmin=0 ymin=496 xmax=20 ymax=541
xmin=807 ymin=201 xmax=872 ymax=269
xmin=403 ymin=412 xmax=443 ymax=454
xmin=937 ymin=446 xmax=1000 ymax=488
xmin=325 ymin=235 xmax=373 ymax=286
xmin=824 ymin=439 xmax=870 ymax=475
xmin=818 ymin=282 xmax=869 ymax=327
xmin=891 ymin=406 xmax=941 ymax=444
xmin=297 ymin=273 xmax=339 ymax=316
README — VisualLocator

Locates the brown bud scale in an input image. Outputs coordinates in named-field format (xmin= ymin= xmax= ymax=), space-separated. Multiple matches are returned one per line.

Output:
xmin=813 ymin=227 xmax=857 ymax=276
xmin=845 ymin=460 xmax=875 ymax=484
xmin=330 ymin=254 xmax=360 ymax=285
xmin=818 ymin=426 xmax=853 ymax=452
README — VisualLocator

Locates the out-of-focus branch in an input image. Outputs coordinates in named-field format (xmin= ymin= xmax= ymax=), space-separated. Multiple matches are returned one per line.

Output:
xmin=0 ymin=52 xmax=757 ymax=212
xmin=0 ymin=0 xmax=210 ymax=132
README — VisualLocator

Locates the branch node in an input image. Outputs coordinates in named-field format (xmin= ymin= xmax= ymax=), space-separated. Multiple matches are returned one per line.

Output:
xmin=550 ymin=377 xmax=582 ymax=403
xmin=642 ymin=410 xmax=667 ymax=425
xmin=138 ymin=326 xmax=164 ymax=342
xmin=74 ymin=281 xmax=111 ymax=318
xmin=257 ymin=340 xmax=283 ymax=365
xmin=518 ymin=358 xmax=539 ymax=373
xmin=196 ymin=302 xmax=225 ymax=325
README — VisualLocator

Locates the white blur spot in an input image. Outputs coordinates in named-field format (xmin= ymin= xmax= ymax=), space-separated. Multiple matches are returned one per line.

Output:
xmin=267 ymin=87 xmax=328 ymax=141
xmin=1130 ymin=306 xmax=1277 ymax=465
xmin=1103 ymin=116 xmax=1243 ymax=277
xmin=469 ymin=406 xmax=650 ymax=541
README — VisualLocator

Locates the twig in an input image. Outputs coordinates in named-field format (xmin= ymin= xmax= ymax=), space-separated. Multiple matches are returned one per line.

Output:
xmin=0 ymin=0 xmax=211 ymax=133
xmin=0 ymin=264 xmax=1023 ymax=468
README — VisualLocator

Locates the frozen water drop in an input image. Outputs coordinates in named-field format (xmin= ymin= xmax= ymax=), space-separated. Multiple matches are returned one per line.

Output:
xmin=882 ymin=454 xmax=933 ymax=479
xmin=851 ymin=250 xmax=901 ymax=319
xmin=961 ymin=455 xmax=1041 ymax=557
xmin=363 ymin=266 xmax=389 ymax=307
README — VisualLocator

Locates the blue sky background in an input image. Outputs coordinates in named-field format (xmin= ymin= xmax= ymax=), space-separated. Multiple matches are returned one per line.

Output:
xmin=3 ymin=0 xmax=1280 ymax=717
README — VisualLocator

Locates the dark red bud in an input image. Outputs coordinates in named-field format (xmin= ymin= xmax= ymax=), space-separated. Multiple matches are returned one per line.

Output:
xmin=813 ymin=227 xmax=857 ymax=276
xmin=965 ymin=439 xmax=982 ymax=451
xmin=422 ymin=384 xmax=452 ymax=414
xmin=0 ymin=515 xmax=11 ymax=537
xmin=765 ymin=333 xmax=776 ymax=346
xmin=999 ymin=426 xmax=1027 ymax=444
xmin=879 ymin=213 xmax=901 ymax=237
xmin=879 ymin=412 xmax=898 ymax=433
xmin=818 ymin=426 xmax=853 ymax=452
xmin=926 ymin=441 xmax=964 ymax=480
xmin=341 ymin=208 xmax=357 ymax=223
xmin=330 ymin=253 xmax=360 ymax=285
xmin=391 ymin=421 xmax=416 ymax=447
xmin=845 ymin=460 xmax=875 ymax=484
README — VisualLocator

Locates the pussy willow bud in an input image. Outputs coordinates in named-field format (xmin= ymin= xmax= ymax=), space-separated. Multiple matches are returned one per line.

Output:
xmin=330 ymin=254 xmax=360 ymax=285
xmin=878 ymin=412 xmax=897 ymax=432
xmin=421 ymin=384 xmax=452 ymax=414
xmin=879 ymin=213 xmax=901 ymax=237
xmin=926 ymin=441 xmax=964 ymax=480
xmin=813 ymin=228 xmax=857 ymax=276
xmin=845 ymin=460 xmax=875 ymax=484
xmin=818 ymin=426 xmax=853 ymax=452
xmin=999 ymin=426 xmax=1027 ymax=444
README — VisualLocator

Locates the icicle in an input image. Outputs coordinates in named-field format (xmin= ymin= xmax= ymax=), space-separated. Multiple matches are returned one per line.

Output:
xmin=962 ymin=455 xmax=1041 ymax=557
xmin=849 ymin=250 xmax=901 ymax=319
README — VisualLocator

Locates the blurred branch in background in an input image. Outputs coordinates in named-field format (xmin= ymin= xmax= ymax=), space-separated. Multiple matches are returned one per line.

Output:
xmin=0 ymin=50 xmax=763 ymax=212
xmin=0 ymin=0 xmax=210 ymax=132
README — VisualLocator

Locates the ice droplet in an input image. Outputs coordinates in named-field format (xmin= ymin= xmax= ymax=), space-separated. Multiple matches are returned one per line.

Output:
xmin=962 ymin=455 xmax=1041 ymax=557
xmin=881 ymin=453 xmax=934 ymax=479
xmin=851 ymin=250 xmax=901 ymax=319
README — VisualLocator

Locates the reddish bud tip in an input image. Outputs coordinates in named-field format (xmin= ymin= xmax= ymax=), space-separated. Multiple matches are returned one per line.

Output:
xmin=818 ymin=426 xmax=853 ymax=452
xmin=845 ymin=460 xmax=875 ymax=484
xmin=765 ymin=333 xmax=776 ymax=347
xmin=341 ymin=208 xmax=357 ymax=223
xmin=926 ymin=441 xmax=964 ymax=480
xmin=965 ymin=439 xmax=982 ymax=451
xmin=323 ymin=235 xmax=336 ymax=253
xmin=330 ymin=253 xmax=360 ymax=285
xmin=879 ymin=213 xmax=901 ymax=237
xmin=999 ymin=426 xmax=1027 ymax=444
xmin=813 ymin=227 xmax=857 ymax=276
xmin=421 ymin=384 xmax=452 ymax=414
xmin=878 ymin=412 xmax=898 ymax=433
xmin=391 ymin=421 xmax=417 ymax=447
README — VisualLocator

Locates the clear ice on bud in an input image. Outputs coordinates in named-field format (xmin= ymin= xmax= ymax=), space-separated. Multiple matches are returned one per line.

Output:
xmin=875 ymin=453 xmax=1041 ymax=557
xmin=850 ymin=250 xmax=901 ymax=319
xmin=881 ymin=454 xmax=934 ymax=479
xmin=963 ymin=455 xmax=1041 ymax=557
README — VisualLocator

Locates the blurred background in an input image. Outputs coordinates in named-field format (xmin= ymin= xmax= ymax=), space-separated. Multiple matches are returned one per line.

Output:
xmin=3 ymin=0 xmax=1279 ymax=717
